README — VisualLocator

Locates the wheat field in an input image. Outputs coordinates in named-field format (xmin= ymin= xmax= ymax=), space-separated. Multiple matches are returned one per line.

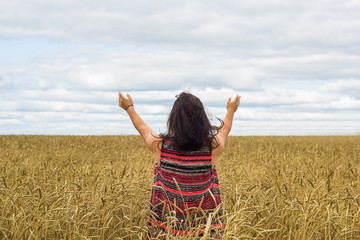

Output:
xmin=0 ymin=135 xmax=359 ymax=239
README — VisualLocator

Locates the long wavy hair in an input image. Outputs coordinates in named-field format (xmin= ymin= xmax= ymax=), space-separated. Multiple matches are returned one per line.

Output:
xmin=160 ymin=92 xmax=222 ymax=152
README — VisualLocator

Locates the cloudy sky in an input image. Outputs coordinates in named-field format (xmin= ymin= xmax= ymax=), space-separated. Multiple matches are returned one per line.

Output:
xmin=1 ymin=0 xmax=359 ymax=135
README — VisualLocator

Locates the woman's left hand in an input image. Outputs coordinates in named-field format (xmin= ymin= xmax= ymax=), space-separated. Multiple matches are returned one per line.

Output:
xmin=118 ymin=92 xmax=134 ymax=111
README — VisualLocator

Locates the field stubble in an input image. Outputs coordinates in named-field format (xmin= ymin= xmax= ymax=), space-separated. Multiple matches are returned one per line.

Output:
xmin=0 ymin=135 xmax=359 ymax=239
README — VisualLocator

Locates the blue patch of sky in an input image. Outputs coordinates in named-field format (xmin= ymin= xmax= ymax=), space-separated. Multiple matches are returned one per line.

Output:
xmin=0 ymin=37 xmax=140 ymax=64
xmin=0 ymin=37 xmax=67 ymax=63
xmin=262 ymin=79 xmax=325 ymax=91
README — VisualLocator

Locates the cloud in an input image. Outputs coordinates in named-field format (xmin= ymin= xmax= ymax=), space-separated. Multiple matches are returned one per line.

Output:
xmin=1 ymin=0 xmax=359 ymax=51
xmin=329 ymin=97 xmax=360 ymax=109
xmin=0 ymin=48 xmax=266 ymax=91
xmin=320 ymin=79 xmax=360 ymax=98
xmin=1 ymin=86 xmax=359 ymax=135
xmin=1 ymin=0 xmax=360 ymax=135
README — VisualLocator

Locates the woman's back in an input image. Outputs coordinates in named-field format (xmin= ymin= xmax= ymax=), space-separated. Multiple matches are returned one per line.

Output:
xmin=148 ymin=139 xmax=224 ymax=237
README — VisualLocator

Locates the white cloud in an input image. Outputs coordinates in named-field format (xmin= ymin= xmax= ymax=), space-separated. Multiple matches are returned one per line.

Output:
xmin=320 ymin=79 xmax=360 ymax=92
xmin=1 ymin=87 xmax=359 ymax=135
xmin=329 ymin=97 xmax=360 ymax=109
xmin=1 ymin=0 xmax=359 ymax=51
xmin=1 ymin=0 xmax=360 ymax=135
xmin=0 ymin=49 xmax=265 ymax=91
xmin=235 ymin=120 xmax=360 ymax=136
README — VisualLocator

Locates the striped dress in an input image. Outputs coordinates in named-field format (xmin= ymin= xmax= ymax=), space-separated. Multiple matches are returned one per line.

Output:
xmin=148 ymin=140 xmax=224 ymax=238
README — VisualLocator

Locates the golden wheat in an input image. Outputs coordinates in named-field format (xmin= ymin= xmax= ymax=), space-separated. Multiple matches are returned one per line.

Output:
xmin=0 ymin=135 xmax=359 ymax=239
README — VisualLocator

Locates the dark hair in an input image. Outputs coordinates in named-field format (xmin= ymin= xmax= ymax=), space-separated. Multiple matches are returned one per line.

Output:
xmin=160 ymin=92 xmax=222 ymax=152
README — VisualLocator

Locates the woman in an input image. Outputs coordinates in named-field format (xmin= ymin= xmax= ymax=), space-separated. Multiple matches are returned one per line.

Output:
xmin=118 ymin=91 xmax=240 ymax=238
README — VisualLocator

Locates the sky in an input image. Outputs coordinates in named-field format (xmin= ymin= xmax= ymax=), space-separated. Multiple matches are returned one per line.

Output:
xmin=0 ymin=0 xmax=359 ymax=136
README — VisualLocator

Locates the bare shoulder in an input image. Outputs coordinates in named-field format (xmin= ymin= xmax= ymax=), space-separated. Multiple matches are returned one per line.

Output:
xmin=212 ymin=135 xmax=225 ymax=161
xmin=147 ymin=133 xmax=162 ymax=149
xmin=149 ymin=134 xmax=162 ymax=158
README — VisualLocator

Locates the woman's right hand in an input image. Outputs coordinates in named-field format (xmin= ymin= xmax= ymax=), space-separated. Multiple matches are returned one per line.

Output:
xmin=226 ymin=95 xmax=241 ymax=113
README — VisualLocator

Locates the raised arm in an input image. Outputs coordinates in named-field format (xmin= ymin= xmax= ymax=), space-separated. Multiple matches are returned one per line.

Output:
xmin=118 ymin=92 xmax=160 ymax=159
xmin=212 ymin=95 xmax=241 ymax=162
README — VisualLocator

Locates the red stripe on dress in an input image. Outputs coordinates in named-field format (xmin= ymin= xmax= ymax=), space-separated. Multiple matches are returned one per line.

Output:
xmin=156 ymin=169 xmax=213 ymax=185
xmin=151 ymin=191 xmax=222 ymax=208
xmin=161 ymin=148 xmax=212 ymax=156
xmin=161 ymin=152 xmax=211 ymax=161
xmin=159 ymin=169 xmax=212 ymax=183
xmin=156 ymin=173 xmax=212 ymax=185
xmin=153 ymin=180 xmax=219 ymax=195
xmin=161 ymin=156 xmax=211 ymax=165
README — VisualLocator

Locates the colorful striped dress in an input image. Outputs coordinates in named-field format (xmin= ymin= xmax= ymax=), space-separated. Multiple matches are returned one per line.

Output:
xmin=148 ymin=140 xmax=224 ymax=238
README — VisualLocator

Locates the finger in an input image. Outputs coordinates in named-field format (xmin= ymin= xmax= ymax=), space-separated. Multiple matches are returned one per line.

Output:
xmin=233 ymin=95 xmax=239 ymax=106
xmin=231 ymin=96 xmax=237 ymax=104
xmin=119 ymin=92 xmax=126 ymax=100
xmin=227 ymin=97 xmax=231 ymax=104
xmin=126 ymin=93 xmax=132 ymax=101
